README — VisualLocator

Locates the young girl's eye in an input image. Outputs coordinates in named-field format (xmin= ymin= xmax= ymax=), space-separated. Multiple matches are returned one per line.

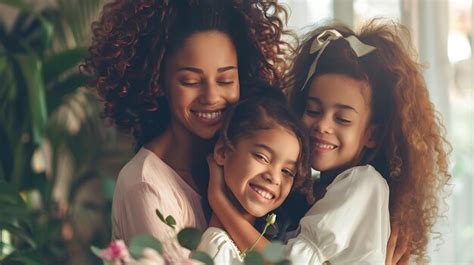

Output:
xmin=253 ymin=153 xmax=269 ymax=164
xmin=336 ymin=117 xmax=352 ymax=124
xmin=305 ymin=109 xmax=321 ymax=116
xmin=282 ymin=168 xmax=296 ymax=178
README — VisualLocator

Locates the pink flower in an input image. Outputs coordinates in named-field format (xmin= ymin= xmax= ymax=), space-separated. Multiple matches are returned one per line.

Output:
xmin=180 ymin=259 xmax=203 ymax=265
xmin=99 ymin=240 xmax=131 ymax=262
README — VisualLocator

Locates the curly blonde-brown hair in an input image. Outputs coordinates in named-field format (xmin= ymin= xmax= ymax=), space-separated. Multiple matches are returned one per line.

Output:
xmin=289 ymin=19 xmax=452 ymax=263
xmin=82 ymin=0 xmax=294 ymax=146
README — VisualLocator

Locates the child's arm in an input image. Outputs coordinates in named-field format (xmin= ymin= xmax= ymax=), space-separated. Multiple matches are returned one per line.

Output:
xmin=207 ymin=156 xmax=269 ymax=252
xmin=386 ymin=223 xmax=411 ymax=265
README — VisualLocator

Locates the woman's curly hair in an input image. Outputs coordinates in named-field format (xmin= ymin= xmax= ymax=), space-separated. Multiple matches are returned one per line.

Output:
xmin=289 ymin=19 xmax=452 ymax=263
xmin=81 ymin=0 xmax=294 ymax=146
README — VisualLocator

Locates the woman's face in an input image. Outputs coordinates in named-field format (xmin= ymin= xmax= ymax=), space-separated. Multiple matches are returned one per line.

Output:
xmin=302 ymin=73 xmax=376 ymax=172
xmin=164 ymin=31 xmax=240 ymax=140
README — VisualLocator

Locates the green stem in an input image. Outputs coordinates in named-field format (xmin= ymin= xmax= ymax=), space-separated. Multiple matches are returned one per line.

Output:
xmin=240 ymin=222 xmax=270 ymax=259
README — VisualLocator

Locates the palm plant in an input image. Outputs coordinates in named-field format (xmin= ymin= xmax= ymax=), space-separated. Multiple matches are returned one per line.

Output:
xmin=0 ymin=0 xmax=121 ymax=264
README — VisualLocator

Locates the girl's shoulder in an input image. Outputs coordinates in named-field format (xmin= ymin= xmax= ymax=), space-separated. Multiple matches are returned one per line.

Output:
xmin=198 ymin=227 xmax=243 ymax=263
xmin=330 ymin=164 xmax=388 ymax=192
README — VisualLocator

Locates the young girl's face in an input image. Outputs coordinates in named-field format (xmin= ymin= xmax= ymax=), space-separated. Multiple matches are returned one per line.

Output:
xmin=215 ymin=126 xmax=300 ymax=218
xmin=164 ymin=31 xmax=240 ymax=140
xmin=302 ymin=73 xmax=376 ymax=172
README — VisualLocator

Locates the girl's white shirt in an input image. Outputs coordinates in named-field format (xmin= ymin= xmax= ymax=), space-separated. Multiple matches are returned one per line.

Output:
xmin=286 ymin=164 xmax=390 ymax=264
xmin=197 ymin=227 xmax=244 ymax=264
xmin=198 ymin=165 xmax=389 ymax=265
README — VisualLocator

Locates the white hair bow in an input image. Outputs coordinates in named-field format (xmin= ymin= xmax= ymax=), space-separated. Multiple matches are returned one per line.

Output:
xmin=300 ymin=29 xmax=377 ymax=91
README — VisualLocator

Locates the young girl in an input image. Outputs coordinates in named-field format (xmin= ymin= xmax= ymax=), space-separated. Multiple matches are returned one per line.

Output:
xmin=82 ymin=0 xmax=293 ymax=262
xmin=207 ymin=19 xmax=451 ymax=264
xmin=197 ymin=92 xmax=311 ymax=264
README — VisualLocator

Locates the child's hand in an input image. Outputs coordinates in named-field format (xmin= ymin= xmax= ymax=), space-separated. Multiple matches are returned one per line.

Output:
xmin=207 ymin=154 xmax=225 ymax=191
xmin=385 ymin=223 xmax=411 ymax=265
xmin=207 ymin=154 xmax=228 ymax=213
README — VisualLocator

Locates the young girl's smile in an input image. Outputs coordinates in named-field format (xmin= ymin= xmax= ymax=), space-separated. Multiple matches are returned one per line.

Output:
xmin=215 ymin=125 xmax=300 ymax=219
xmin=303 ymin=73 xmax=376 ymax=172
xmin=164 ymin=31 xmax=240 ymax=140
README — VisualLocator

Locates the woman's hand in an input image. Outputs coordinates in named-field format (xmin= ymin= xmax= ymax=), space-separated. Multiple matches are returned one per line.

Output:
xmin=385 ymin=224 xmax=411 ymax=265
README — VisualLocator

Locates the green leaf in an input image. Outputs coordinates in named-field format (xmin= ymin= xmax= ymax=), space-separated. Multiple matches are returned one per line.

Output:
xmin=190 ymin=250 xmax=214 ymax=265
xmin=43 ymin=47 xmax=88 ymax=83
xmin=243 ymin=250 xmax=264 ymax=265
xmin=11 ymin=140 xmax=30 ymax=188
xmin=177 ymin=227 xmax=202 ymax=251
xmin=0 ymin=205 xmax=29 ymax=218
xmin=0 ymin=0 xmax=54 ymax=51
xmin=46 ymin=74 xmax=87 ymax=114
xmin=0 ymin=222 xmax=36 ymax=248
xmin=0 ymin=56 xmax=8 ymax=73
xmin=0 ymin=164 xmax=5 ymax=182
xmin=101 ymin=177 xmax=115 ymax=201
xmin=129 ymin=234 xmax=163 ymax=259
xmin=155 ymin=209 xmax=166 ymax=223
xmin=0 ymin=181 xmax=23 ymax=205
xmin=90 ymin=245 xmax=102 ymax=258
xmin=0 ymin=241 xmax=15 ymax=252
xmin=275 ymin=260 xmax=292 ymax=265
xmin=14 ymin=54 xmax=47 ymax=145
xmin=0 ymin=250 xmax=43 ymax=265
xmin=0 ymin=0 xmax=31 ymax=11
xmin=57 ymin=0 xmax=102 ymax=45
xmin=262 ymin=241 xmax=285 ymax=263
xmin=165 ymin=215 xmax=176 ymax=229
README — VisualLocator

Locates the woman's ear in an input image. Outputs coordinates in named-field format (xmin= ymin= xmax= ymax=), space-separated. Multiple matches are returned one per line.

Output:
xmin=364 ymin=124 xmax=378 ymax=149
xmin=213 ymin=138 xmax=228 ymax=166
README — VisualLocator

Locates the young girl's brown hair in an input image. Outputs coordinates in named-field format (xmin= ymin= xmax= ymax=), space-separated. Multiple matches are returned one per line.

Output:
xmin=289 ymin=19 xmax=452 ymax=263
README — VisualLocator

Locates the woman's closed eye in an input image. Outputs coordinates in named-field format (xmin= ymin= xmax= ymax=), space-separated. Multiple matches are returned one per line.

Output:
xmin=217 ymin=79 xmax=235 ymax=85
xmin=180 ymin=79 xmax=201 ymax=87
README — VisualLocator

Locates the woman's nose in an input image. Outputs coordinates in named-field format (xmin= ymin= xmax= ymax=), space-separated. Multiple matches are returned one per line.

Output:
xmin=199 ymin=82 xmax=220 ymax=105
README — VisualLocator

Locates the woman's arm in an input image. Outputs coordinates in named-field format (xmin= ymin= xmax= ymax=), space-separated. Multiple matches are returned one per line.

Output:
xmin=207 ymin=156 xmax=269 ymax=252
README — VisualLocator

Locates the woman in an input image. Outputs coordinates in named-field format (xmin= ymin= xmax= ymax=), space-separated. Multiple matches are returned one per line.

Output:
xmin=82 ymin=0 xmax=292 ymax=262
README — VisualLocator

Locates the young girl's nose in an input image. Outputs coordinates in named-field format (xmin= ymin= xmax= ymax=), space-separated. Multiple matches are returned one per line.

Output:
xmin=262 ymin=171 xmax=280 ymax=186
xmin=313 ymin=116 xmax=333 ymax=134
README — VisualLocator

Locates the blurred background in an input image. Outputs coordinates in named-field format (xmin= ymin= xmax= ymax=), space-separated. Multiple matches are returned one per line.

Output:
xmin=0 ymin=0 xmax=472 ymax=264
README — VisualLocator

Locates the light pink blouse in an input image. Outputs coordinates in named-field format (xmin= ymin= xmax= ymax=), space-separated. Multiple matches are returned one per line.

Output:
xmin=112 ymin=147 xmax=207 ymax=262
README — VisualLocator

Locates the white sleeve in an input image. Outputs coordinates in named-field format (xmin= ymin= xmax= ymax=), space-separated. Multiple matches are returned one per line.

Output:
xmin=197 ymin=227 xmax=243 ymax=265
xmin=286 ymin=165 xmax=390 ymax=264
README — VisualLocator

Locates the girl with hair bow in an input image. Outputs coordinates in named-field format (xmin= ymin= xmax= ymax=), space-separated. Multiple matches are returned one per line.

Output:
xmin=207 ymin=19 xmax=451 ymax=264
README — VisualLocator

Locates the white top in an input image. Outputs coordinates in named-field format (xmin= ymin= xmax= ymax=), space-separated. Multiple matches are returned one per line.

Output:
xmin=112 ymin=147 xmax=207 ymax=262
xmin=285 ymin=165 xmax=390 ymax=265
xmin=197 ymin=227 xmax=244 ymax=264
